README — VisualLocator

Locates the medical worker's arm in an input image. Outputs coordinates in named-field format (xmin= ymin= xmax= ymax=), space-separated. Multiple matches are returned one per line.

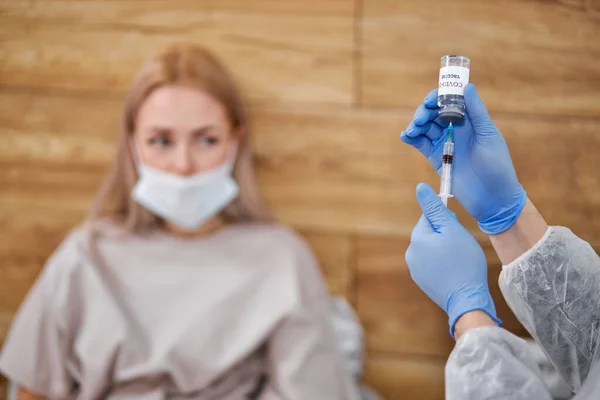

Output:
xmin=488 ymin=199 xmax=548 ymax=265
xmin=264 ymin=236 xmax=361 ymax=400
xmin=406 ymin=183 xmax=553 ymax=400
xmin=0 ymin=234 xmax=78 ymax=399
xmin=401 ymin=83 xmax=600 ymax=393
xmin=496 ymin=208 xmax=600 ymax=392
xmin=446 ymin=325 xmax=553 ymax=400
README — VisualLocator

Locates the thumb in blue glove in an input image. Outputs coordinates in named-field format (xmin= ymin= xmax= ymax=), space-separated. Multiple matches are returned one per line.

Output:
xmin=405 ymin=183 xmax=502 ymax=338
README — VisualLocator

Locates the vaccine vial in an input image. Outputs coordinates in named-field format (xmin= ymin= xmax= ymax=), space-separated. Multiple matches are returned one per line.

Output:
xmin=437 ymin=55 xmax=470 ymax=122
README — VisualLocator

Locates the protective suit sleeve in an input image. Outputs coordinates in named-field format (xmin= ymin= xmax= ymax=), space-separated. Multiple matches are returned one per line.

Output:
xmin=499 ymin=226 xmax=600 ymax=393
xmin=445 ymin=325 xmax=553 ymax=400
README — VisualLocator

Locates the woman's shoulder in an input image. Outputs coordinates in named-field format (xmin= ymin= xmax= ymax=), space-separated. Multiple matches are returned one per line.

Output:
xmin=47 ymin=224 xmax=89 ymax=260
xmin=28 ymin=222 xmax=94 ymax=297
xmin=229 ymin=222 xmax=321 ymax=276
xmin=229 ymin=222 xmax=313 ymax=254
xmin=42 ymin=218 xmax=125 ymax=271
xmin=232 ymin=222 xmax=329 ymax=300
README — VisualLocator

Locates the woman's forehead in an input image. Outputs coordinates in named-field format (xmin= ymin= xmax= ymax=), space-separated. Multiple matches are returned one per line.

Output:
xmin=137 ymin=85 xmax=229 ymax=129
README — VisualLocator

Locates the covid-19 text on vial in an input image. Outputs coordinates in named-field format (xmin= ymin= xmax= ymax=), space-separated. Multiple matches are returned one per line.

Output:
xmin=440 ymin=81 xmax=464 ymax=88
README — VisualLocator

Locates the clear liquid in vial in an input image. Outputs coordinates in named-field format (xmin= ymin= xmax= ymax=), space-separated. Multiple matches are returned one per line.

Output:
xmin=438 ymin=94 xmax=465 ymax=123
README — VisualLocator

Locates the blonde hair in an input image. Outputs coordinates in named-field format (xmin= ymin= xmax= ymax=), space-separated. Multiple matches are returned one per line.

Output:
xmin=88 ymin=43 xmax=272 ymax=233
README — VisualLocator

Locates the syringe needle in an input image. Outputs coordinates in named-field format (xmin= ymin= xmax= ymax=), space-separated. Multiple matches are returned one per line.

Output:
xmin=439 ymin=122 xmax=455 ymax=207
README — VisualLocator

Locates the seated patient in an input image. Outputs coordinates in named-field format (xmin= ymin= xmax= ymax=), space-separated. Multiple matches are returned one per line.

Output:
xmin=0 ymin=44 xmax=360 ymax=400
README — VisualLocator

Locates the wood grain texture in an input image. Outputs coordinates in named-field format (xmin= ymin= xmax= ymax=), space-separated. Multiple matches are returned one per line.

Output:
xmin=255 ymin=105 xmax=600 ymax=242
xmin=302 ymin=233 xmax=353 ymax=299
xmin=0 ymin=0 xmax=354 ymax=104
xmin=363 ymin=353 xmax=446 ymax=400
xmin=2 ymin=1 xmax=600 ymax=394
xmin=250 ymin=103 xmax=439 ymax=236
xmin=0 ymin=312 xmax=14 ymax=400
xmin=356 ymin=235 xmax=528 ymax=357
xmin=2 ymin=89 xmax=599 ymax=241
xmin=356 ymin=235 xmax=454 ymax=357
xmin=0 ymin=377 xmax=6 ymax=400
xmin=361 ymin=0 xmax=600 ymax=116
xmin=0 ymin=209 xmax=80 ymax=316
xmin=0 ymin=90 xmax=439 ymax=237
xmin=0 ymin=313 xmax=12 ymax=346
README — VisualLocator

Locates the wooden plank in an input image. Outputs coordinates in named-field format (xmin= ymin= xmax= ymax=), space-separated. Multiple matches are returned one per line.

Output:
xmin=250 ymin=103 xmax=439 ymax=236
xmin=0 ymin=210 xmax=79 ymax=315
xmin=356 ymin=235 xmax=528 ymax=357
xmin=0 ymin=312 xmax=14 ymax=346
xmin=0 ymin=259 xmax=52 ymax=317
xmin=361 ymin=0 xmax=600 ymax=116
xmin=363 ymin=353 xmax=446 ymax=400
xmin=356 ymin=235 xmax=454 ymax=357
xmin=0 ymin=376 xmax=6 ymax=400
xmin=302 ymin=234 xmax=353 ymax=300
xmin=0 ymin=90 xmax=438 ymax=237
xmin=504 ymin=114 xmax=600 ymax=247
xmin=1 ymin=90 xmax=600 ymax=240
xmin=0 ymin=0 xmax=354 ymax=104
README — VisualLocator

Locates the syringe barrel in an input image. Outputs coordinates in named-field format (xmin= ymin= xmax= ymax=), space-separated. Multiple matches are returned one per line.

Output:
xmin=443 ymin=141 xmax=454 ymax=157
xmin=439 ymin=163 xmax=453 ymax=197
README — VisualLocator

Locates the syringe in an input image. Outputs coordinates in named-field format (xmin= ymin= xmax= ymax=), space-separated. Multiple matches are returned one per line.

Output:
xmin=439 ymin=122 xmax=455 ymax=207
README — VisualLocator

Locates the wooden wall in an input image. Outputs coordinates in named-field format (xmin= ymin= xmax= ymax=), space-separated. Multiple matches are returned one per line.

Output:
xmin=1 ymin=1 xmax=599 ymax=399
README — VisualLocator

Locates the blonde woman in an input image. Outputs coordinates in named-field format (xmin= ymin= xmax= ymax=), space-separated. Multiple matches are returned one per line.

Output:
xmin=0 ymin=44 xmax=361 ymax=400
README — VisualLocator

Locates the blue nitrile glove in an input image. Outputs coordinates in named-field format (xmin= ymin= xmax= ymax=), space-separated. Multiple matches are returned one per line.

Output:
xmin=400 ymin=84 xmax=527 ymax=234
xmin=405 ymin=183 xmax=502 ymax=338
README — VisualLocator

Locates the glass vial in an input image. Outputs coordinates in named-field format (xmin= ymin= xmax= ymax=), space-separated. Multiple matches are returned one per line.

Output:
xmin=437 ymin=55 xmax=470 ymax=122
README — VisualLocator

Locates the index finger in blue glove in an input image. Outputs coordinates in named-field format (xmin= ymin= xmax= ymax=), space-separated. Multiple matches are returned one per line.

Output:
xmin=403 ymin=120 xmax=445 ymax=143
xmin=423 ymin=89 xmax=438 ymax=109
xmin=410 ymin=108 xmax=448 ymax=145
xmin=400 ymin=132 xmax=432 ymax=158
xmin=413 ymin=103 xmax=440 ymax=126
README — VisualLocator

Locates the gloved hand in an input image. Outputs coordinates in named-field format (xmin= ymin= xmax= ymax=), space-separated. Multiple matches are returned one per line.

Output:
xmin=400 ymin=84 xmax=527 ymax=234
xmin=405 ymin=183 xmax=502 ymax=338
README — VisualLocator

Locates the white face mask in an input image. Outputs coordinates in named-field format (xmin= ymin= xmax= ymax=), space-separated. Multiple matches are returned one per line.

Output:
xmin=131 ymin=153 xmax=240 ymax=231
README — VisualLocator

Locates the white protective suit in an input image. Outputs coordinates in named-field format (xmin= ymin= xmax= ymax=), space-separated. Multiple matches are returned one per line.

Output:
xmin=446 ymin=226 xmax=600 ymax=399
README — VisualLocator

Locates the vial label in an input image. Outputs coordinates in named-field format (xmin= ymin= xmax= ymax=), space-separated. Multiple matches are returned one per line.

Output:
xmin=438 ymin=66 xmax=470 ymax=96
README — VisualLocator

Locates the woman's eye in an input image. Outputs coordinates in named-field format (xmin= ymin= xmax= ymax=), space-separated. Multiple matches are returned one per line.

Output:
xmin=200 ymin=136 xmax=219 ymax=146
xmin=149 ymin=137 xmax=171 ymax=147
